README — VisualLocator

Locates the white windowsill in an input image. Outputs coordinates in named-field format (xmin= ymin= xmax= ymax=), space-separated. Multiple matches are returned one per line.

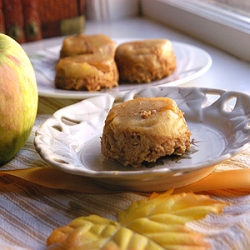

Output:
xmin=140 ymin=0 xmax=250 ymax=62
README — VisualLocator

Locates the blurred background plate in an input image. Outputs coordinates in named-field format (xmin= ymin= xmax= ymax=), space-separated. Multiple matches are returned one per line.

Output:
xmin=29 ymin=39 xmax=212 ymax=99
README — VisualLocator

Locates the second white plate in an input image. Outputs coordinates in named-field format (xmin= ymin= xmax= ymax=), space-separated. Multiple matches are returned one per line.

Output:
xmin=29 ymin=39 xmax=212 ymax=99
xmin=34 ymin=87 xmax=250 ymax=192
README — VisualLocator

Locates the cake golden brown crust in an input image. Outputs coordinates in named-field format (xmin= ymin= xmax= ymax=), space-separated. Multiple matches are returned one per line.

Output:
xmin=55 ymin=54 xmax=119 ymax=91
xmin=115 ymin=39 xmax=176 ymax=83
xmin=101 ymin=97 xmax=191 ymax=167
xmin=60 ymin=34 xmax=116 ymax=58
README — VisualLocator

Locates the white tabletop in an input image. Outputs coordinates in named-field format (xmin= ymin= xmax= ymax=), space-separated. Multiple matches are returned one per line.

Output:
xmin=22 ymin=16 xmax=250 ymax=94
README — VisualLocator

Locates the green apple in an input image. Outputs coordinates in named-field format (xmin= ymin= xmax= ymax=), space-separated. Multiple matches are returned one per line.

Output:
xmin=0 ymin=34 xmax=38 ymax=166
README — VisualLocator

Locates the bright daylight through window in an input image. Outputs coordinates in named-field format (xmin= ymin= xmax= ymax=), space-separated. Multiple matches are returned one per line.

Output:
xmin=204 ymin=0 xmax=250 ymax=17
xmin=141 ymin=0 xmax=250 ymax=62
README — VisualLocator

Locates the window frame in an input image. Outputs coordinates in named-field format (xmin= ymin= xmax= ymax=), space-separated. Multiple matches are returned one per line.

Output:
xmin=140 ymin=0 xmax=250 ymax=62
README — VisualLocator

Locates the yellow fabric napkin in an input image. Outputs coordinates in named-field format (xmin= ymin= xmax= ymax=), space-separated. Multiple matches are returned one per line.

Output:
xmin=1 ymin=166 xmax=250 ymax=195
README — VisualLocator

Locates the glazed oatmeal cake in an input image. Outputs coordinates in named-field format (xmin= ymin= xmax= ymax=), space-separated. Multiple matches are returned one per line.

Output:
xmin=115 ymin=39 xmax=176 ymax=83
xmin=101 ymin=97 xmax=191 ymax=167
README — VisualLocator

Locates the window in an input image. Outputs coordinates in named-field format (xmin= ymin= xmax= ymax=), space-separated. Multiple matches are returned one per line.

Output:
xmin=204 ymin=0 xmax=250 ymax=17
xmin=141 ymin=0 xmax=250 ymax=62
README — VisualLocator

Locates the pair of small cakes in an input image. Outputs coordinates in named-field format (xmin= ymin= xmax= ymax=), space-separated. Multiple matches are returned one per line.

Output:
xmin=55 ymin=34 xmax=176 ymax=91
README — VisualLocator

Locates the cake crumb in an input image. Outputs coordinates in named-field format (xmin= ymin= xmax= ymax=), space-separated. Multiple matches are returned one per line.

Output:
xmin=140 ymin=110 xmax=151 ymax=119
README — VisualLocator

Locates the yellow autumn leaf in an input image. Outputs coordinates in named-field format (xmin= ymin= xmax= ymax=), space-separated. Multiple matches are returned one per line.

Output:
xmin=47 ymin=190 xmax=228 ymax=250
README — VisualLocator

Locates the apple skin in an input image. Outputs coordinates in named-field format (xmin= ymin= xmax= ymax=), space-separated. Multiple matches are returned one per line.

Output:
xmin=0 ymin=34 xmax=38 ymax=166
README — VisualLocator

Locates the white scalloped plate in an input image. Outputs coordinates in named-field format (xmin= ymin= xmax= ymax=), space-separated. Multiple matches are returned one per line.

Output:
xmin=34 ymin=87 xmax=250 ymax=192
xmin=29 ymin=39 xmax=212 ymax=99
